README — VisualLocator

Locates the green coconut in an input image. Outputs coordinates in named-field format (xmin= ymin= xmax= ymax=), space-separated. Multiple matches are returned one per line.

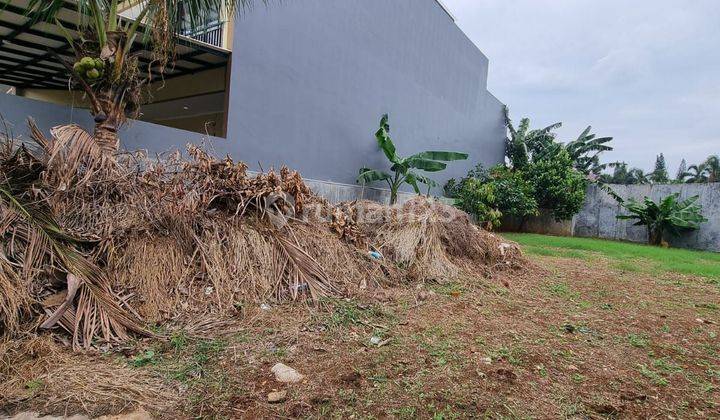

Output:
xmin=86 ymin=68 xmax=100 ymax=80
xmin=80 ymin=57 xmax=96 ymax=69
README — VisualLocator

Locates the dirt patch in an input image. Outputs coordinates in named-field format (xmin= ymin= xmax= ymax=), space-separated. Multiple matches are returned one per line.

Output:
xmin=3 ymin=252 xmax=718 ymax=418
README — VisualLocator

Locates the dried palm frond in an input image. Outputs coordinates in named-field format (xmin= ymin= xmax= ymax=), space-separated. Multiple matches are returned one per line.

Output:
xmin=0 ymin=132 xmax=146 ymax=349
xmin=28 ymin=121 xmax=119 ymax=191
xmin=274 ymin=234 xmax=338 ymax=302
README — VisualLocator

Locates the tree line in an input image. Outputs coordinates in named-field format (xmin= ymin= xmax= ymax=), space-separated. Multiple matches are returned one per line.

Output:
xmin=599 ymin=154 xmax=719 ymax=185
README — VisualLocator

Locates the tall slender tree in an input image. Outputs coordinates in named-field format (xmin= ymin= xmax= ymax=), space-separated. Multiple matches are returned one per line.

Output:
xmin=675 ymin=158 xmax=687 ymax=182
xmin=650 ymin=153 xmax=669 ymax=183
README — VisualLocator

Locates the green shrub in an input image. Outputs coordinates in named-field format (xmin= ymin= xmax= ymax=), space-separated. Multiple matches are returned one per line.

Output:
xmin=453 ymin=178 xmax=502 ymax=229
xmin=524 ymin=149 xmax=587 ymax=221
xmin=446 ymin=165 xmax=537 ymax=229
xmin=488 ymin=166 xmax=538 ymax=219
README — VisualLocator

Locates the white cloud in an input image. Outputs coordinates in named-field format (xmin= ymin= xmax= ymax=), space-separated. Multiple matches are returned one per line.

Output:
xmin=443 ymin=0 xmax=720 ymax=172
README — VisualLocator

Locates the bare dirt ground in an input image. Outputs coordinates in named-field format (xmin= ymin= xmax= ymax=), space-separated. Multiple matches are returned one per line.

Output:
xmin=2 ymin=252 xmax=719 ymax=419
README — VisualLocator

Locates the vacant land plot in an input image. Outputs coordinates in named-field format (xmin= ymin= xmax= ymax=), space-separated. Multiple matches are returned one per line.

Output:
xmin=2 ymin=235 xmax=719 ymax=419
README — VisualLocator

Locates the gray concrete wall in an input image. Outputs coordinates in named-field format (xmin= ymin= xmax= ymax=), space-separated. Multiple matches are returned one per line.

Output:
xmin=575 ymin=183 xmax=720 ymax=252
xmin=227 ymin=0 xmax=506 ymax=191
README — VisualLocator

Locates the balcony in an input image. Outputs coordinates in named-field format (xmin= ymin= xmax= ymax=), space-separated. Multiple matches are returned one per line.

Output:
xmin=181 ymin=21 xmax=225 ymax=48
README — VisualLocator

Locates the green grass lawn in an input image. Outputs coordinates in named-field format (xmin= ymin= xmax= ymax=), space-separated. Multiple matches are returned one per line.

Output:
xmin=502 ymin=233 xmax=720 ymax=281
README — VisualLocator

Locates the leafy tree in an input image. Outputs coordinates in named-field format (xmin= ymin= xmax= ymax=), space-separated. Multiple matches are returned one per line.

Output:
xmin=524 ymin=149 xmax=587 ymax=221
xmin=602 ymin=162 xmax=652 ymax=185
xmin=443 ymin=164 xmax=490 ymax=198
xmin=453 ymin=178 xmax=502 ymax=229
xmin=627 ymin=168 xmax=650 ymax=185
xmin=675 ymin=159 xmax=687 ymax=182
xmin=357 ymin=114 xmax=468 ymax=205
xmin=23 ymin=0 xmax=259 ymax=151
xmin=446 ymin=165 xmax=537 ymax=229
xmin=650 ymin=153 xmax=669 ymax=183
xmin=602 ymin=162 xmax=629 ymax=184
xmin=565 ymin=126 xmax=613 ymax=176
xmin=617 ymin=194 xmax=707 ymax=246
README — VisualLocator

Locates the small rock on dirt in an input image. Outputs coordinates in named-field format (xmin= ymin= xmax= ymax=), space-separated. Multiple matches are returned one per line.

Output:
xmin=271 ymin=363 xmax=304 ymax=383
xmin=267 ymin=390 xmax=287 ymax=403
xmin=494 ymin=368 xmax=517 ymax=383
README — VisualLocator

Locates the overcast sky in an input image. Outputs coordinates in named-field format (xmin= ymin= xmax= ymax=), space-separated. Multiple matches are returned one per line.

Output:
xmin=443 ymin=0 xmax=720 ymax=174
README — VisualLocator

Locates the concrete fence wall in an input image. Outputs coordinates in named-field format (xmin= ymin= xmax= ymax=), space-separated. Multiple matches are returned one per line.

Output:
xmin=0 ymin=93 xmax=225 ymax=153
xmin=503 ymin=183 xmax=720 ymax=252
xmin=574 ymin=183 xmax=720 ymax=252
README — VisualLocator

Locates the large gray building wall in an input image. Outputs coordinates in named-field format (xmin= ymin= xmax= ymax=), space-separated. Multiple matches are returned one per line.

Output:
xmin=0 ymin=92 xmax=479 ymax=207
xmin=227 ymin=0 xmax=506 ymax=189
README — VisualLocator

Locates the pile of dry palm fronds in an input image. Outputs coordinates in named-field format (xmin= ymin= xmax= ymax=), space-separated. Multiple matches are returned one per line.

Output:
xmin=0 ymin=120 xmax=524 ymax=350
xmin=339 ymin=198 xmax=525 ymax=282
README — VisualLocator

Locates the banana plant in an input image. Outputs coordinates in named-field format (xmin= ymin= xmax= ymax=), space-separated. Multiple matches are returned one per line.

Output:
xmin=357 ymin=114 xmax=468 ymax=205
xmin=503 ymin=107 xmax=562 ymax=170
xmin=565 ymin=126 xmax=613 ymax=176
xmin=617 ymin=193 xmax=706 ymax=246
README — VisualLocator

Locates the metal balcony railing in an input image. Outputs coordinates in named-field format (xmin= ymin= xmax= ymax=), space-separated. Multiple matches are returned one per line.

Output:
xmin=181 ymin=21 xmax=225 ymax=48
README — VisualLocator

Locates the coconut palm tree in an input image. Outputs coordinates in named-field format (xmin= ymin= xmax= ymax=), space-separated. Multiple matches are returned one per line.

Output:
xmin=21 ymin=0 xmax=260 ymax=151
xmin=682 ymin=164 xmax=708 ymax=183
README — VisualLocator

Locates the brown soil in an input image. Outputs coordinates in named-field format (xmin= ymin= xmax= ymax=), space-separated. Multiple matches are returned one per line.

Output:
xmin=2 ymin=252 xmax=719 ymax=419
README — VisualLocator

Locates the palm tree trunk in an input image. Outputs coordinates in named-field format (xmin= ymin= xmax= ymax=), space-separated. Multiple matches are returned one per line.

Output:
xmin=92 ymin=91 xmax=121 ymax=153
xmin=93 ymin=121 xmax=119 ymax=153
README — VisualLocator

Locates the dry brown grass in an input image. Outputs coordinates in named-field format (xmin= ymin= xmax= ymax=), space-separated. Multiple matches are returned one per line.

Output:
xmin=0 ymin=335 xmax=178 ymax=417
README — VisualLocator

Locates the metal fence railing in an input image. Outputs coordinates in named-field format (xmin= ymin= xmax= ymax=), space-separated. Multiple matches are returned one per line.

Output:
xmin=182 ymin=22 xmax=225 ymax=48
